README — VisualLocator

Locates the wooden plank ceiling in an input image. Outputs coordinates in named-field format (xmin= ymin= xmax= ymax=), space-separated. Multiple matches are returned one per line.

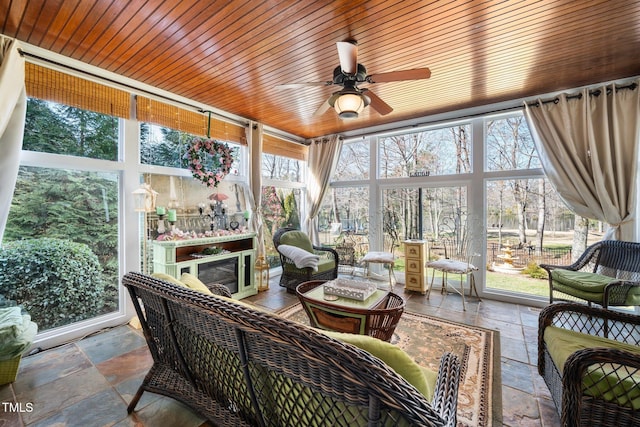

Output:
xmin=2 ymin=0 xmax=640 ymax=140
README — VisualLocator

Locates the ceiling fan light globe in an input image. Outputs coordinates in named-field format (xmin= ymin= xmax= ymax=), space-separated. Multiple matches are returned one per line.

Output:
xmin=334 ymin=93 xmax=366 ymax=119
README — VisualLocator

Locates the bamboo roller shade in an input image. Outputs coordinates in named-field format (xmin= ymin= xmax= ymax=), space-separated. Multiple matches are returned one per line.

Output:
xmin=24 ymin=63 xmax=246 ymax=143
xmin=25 ymin=62 xmax=131 ymax=119
xmin=24 ymin=63 xmax=306 ymax=158
xmin=263 ymin=133 xmax=307 ymax=161
xmin=136 ymin=96 xmax=246 ymax=144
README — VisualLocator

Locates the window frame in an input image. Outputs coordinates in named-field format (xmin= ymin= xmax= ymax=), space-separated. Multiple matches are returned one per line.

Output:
xmin=331 ymin=112 xmax=553 ymax=307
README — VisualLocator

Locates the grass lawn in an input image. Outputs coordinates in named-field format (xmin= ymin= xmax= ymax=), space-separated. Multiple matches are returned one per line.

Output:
xmin=391 ymin=260 xmax=550 ymax=298
xmin=485 ymin=271 xmax=549 ymax=297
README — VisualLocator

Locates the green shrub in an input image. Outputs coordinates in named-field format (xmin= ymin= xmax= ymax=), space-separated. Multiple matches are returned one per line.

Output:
xmin=0 ymin=238 xmax=107 ymax=331
xmin=521 ymin=261 xmax=548 ymax=279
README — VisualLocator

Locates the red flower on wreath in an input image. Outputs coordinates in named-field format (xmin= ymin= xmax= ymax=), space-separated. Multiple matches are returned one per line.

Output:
xmin=185 ymin=138 xmax=237 ymax=188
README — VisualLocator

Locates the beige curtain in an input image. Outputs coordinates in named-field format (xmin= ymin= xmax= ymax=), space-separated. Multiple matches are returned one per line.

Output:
xmin=248 ymin=122 xmax=266 ymax=257
xmin=524 ymin=80 xmax=640 ymax=240
xmin=0 ymin=38 xmax=26 ymax=245
xmin=305 ymin=135 xmax=343 ymax=244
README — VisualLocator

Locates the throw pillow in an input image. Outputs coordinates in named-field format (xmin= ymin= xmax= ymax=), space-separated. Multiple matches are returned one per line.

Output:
xmin=180 ymin=273 xmax=213 ymax=295
xmin=151 ymin=272 xmax=188 ymax=288
xmin=321 ymin=330 xmax=436 ymax=400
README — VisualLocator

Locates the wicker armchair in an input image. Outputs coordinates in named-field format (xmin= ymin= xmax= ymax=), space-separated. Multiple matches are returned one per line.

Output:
xmin=273 ymin=227 xmax=339 ymax=293
xmin=538 ymin=303 xmax=640 ymax=426
xmin=540 ymin=240 xmax=640 ymax=309
xmin=123 ymin=272 xmax=462 ymax=427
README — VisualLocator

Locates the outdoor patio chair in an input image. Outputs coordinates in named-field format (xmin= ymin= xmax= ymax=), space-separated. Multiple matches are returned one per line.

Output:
xmin=426 ymin=236 xmax=480 ymax=311
xmin=540 ymin=240 xmax=640 ymax=309
xmin=273 ymin=227 xmax=339 ymax=293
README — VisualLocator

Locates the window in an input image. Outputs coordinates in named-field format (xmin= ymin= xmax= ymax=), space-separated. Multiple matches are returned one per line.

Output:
xmin=23 ymin=98 xmax=118 ymax=160
xmin=316 ymin=186 xmax=370 ymax=275
xmin=334 ymin=140 xmax=370 ymax=181
xmin=261 ymin=186 xmax=302 ymax=266
xmin=1 ymin=95 xmax=123 ymax=336
xmin=2 ymin=166 xmax=119 ymax=332
xmin=482 ymin=114 xmax=583 ymax=298
xmin=379 ymin=124 xmax=472 ymax=178
xmin=383 ymin=186 xmax=468 ymax=248
xmin=140 ymin=123 xmax=191 ymax=168
xmin=261 ymin=153 xmax=306 ymax=267
xmin=324 ymin=112 xmax=596 ymax=305
xmin=318 ymin=186 xmax=369 ymax=241
xmin=262 ymin=154 xmax=302 ymax=181
xmin=486 ymin=116 xmax=540 ymax=171
xmin=485 ymin=178 xmax=574 ymax=297
xmin=141 ymin=123 xmax=242 ymax=173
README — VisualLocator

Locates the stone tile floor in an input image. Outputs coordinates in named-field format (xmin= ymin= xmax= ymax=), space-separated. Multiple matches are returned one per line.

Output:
xmin=0 ymin=275 xmax=561 ymax=426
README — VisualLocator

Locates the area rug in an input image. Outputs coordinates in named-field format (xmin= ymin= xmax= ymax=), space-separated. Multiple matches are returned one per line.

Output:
xmin=277 ymin=304 xmax=501 ymax=427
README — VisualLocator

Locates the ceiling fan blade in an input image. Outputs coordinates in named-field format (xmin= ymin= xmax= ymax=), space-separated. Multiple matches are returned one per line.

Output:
xmin=362 ymin=89 xmax=393 ymax=115
xmin=276 ymin=81 xmax=332 ymax=89
xmin=313 ymin=98 xmax=332 ymax=117
xmin=336 ymin=41 xmax=358 ymax=75
xmin=367 ymin=68 xmax=431 ymax=83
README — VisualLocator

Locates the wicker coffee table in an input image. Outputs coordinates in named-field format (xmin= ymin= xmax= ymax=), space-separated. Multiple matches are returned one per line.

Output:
xmin=296 ymin=280 xmax=405 ymax=342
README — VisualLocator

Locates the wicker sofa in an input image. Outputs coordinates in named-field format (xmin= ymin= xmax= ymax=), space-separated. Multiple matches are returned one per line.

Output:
xmin=538 ymin=303 xmax=640 ymax=426
xmin=123 ymin=272 xmax=461 ymax=427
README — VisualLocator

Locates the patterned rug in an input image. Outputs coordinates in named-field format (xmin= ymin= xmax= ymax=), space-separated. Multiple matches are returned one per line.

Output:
xmin=277 ymin=304 xmax=501 ymax=427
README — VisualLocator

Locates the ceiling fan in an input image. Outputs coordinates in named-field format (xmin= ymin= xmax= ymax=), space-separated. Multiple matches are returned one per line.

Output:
xmin=277 ymin=40 xmax=431 ymax=119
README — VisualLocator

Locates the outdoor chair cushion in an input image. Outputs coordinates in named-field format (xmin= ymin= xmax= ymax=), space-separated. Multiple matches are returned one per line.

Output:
xmin=550 ymin=270 xmax=615 ymax=293
xmin=544 ymin=325 xmax=640 ymax=410
xmin=180 ymin=273 xmax=214 ymax=294
xmin=361 ymin=251 xmax=395 ymax=264
xmin=277 ymin=244 xmax=320 ymax=270
xmin=279 ymin=230 xmax=314 ymax=253
xmin=426 ymin=259 xmax=477 ymax=274
xmin=281 ymin=258 xmax=337 ymax=276
xmin=257 ymin=327 xmax=438 ymax=425
xmin=551 ymin=269 xmax=640 ymax=305
xmin=152 ymin=272 xmax=188 ymax=288
xmin=152 ymin=272 xmax=213 ymax=295
xmin=322 ymin=330 xmax=437 ymax=401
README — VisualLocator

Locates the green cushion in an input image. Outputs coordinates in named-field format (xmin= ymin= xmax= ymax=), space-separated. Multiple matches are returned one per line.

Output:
xmin=551 ymin=270 xmax=615 ymax=293
xmin=544 ymin=326 xmax=640 ymax=409
xmin=152 ymin=272 xmax=214 ymax=296
xmin=180 ymin=273 xmax=213 ymax=295
xmin=321 ymin=330 xmax=436 ymax=401
xmin=280 ymin=230 xmax=314 ymax=253
xmin=552 ymin=282 xmax=606 ymax=304
xmin=260 ymin=329 xmax=434 ymax=426
xmin=316 ymin=257 xmax=335 ymax=274
xmin=552 ymin=270 xmax=640 ymax=305
xmin=282 ymin=256 xmax=335 ymax=274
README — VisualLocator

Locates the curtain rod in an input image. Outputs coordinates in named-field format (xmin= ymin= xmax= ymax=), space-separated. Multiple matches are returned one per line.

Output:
xmin=17 ymin=48 xmax=245 ymax=127
xmin=344 ymin=104 xmax=524 ymax=141
xmin=344 ymin=81 xmax=639 ymax=141
xmin=526 ymin=82 xmax=638 ymax=108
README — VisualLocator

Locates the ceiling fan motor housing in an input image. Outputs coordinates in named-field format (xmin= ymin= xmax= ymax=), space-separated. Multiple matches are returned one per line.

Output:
xmin=333 ymin=63 xmax=368 ymax=84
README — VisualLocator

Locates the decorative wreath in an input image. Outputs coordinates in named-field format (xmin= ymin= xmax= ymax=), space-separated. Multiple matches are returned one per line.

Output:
xmin=185 ymin=138 xmax=237 ymax=188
